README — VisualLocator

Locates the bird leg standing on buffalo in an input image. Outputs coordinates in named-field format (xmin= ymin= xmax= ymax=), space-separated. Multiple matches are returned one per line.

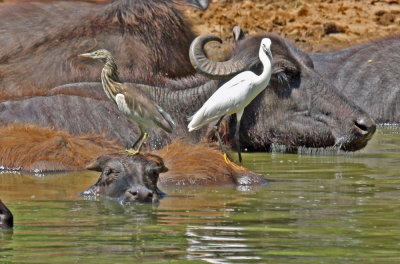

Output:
xmin=214 ymin=116 xmax=226 ymax=153
xmin=214 ymin=116 xmax=235 ymax=163
xmin=124 ymin=126 xmax=148 ymax=156
xmin=235 ymin=111 xmax=244 ymax=164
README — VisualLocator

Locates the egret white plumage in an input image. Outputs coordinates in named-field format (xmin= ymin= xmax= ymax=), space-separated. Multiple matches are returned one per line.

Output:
xmin=79 ymin=49 xmax=176 ymax=155
xmin=188 ymin=38 xmax=273 ymax=162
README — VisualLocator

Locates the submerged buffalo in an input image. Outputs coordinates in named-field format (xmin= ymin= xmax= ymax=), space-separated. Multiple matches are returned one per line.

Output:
xmin=310 ymin=36 xmax=400 ymax=123
xmin=0 ymin=33 xmax=376 ymax=154
xmin=0 ymin=0 xmax=208 ymax=100
xmin=0 ymin=200 xmax=13 ymax=229
xmin=83 ymin=153 xmax=168 ymax=204
xmin=82 ymin=142 xmax=267 ymax=203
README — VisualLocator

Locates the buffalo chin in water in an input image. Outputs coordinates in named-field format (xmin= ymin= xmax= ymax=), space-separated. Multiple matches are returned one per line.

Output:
xmin=82 ymin=153 xmax=168 ymax=204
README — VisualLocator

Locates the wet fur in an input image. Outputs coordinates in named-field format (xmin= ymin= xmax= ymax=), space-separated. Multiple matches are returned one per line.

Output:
xmin=0 ymin=124 xmax=263 ymax=186
xmin=155 ymin=140 xmax=266 ymax=186
xmin=0 ymin=124 xmax=119 ymax=171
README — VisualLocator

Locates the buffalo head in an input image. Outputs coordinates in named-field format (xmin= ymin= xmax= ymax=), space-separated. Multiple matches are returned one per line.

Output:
xmin=0 ymin=200 xmax=13 ymax=229
xmin=190 ymin=33 xmax=376 ymax=152
xmin=83 ymin=154 xmax=168 ymax=204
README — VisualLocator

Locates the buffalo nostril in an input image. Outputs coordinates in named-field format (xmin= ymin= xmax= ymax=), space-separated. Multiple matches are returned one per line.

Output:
xmin=354 ymin=117 xmax=376 ymax=134
xmin=147 ymin=193 xmax=153 ymax=198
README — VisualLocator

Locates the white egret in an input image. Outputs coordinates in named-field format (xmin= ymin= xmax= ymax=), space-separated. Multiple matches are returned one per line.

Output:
xmin=188 ymin=38 xmax=273 ymax=163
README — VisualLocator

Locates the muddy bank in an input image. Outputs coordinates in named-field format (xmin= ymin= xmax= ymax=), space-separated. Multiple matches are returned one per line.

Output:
xmin=185 ymin=0 xmax=400 ymax=52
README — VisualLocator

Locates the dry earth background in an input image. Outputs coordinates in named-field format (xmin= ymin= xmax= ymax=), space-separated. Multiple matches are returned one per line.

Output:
xmin=185 ymin=0 xmax=400 ymax=53
xmin=2 ymin=0 xmax=399 ymax=52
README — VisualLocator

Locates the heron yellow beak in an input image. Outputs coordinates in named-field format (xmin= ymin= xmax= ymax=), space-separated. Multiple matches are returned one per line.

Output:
xmin=79 ymin=52 xmax=93 ymax=58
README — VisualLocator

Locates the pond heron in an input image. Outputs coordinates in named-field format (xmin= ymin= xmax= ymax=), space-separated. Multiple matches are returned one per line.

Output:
xmin=79 ymin=49 xmax=175 ymax=155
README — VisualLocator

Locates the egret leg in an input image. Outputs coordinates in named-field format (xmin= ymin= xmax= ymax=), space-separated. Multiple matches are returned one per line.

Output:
xmin=235 ymin=111 xmax=244 ymax=163
xmin=214 ymin=116 xmax=236 ymax=163
xmin=214 ymin=116 xmax=226 ymax=153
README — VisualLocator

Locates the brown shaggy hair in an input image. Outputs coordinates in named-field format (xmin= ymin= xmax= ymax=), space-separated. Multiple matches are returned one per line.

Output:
xmin=155 ymin=140 xmax=264 ymax=186
xmin=0 ymin=124 xmax=264 ymax=187
xmin=0 ymin=123 xmax=119 ymax=171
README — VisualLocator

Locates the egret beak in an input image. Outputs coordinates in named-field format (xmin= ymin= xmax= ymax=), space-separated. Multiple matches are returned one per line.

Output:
xmin=266 ymin=49 xmax=273 ymax=61
xmin=79 ymin=52 xmax=93 ymax=58
xmin=262 ymin=43 xmax=273 ymax=61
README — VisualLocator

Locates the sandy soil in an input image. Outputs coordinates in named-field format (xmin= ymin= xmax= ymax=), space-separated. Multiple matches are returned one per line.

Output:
xmin=185 ymin=0 xmax=400 ymax=52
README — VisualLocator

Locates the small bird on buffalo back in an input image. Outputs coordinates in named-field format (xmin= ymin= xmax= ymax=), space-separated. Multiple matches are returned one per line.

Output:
xmin=79 ymin=49 xmax=175 ymax=155
xmin=188 ymin=38 xmax=273 ymax=163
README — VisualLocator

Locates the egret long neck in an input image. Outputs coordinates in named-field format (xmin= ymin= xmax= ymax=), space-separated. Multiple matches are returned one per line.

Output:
xmin=255 ymin=48 xmax=272 ymax=87
xmin=101 ymin=56 xmax=122 ymax=102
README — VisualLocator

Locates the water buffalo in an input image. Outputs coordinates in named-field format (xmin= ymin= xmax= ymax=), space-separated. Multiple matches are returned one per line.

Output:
xmin=0 ymin=123 xmax=119 ymax=171
xmin=310 ymin=36 xmax=400 ymax=123
xmin=0 ymin=33 xmax=376 ymax=154
xmin=83 ymin=153 xmax=168 ymax=204
xmin=189 ymin=33 xmax=377 ymax=152
xmin=0 ymin=124 xmax=264 ymax=188
xmin=0 ymin=0 xmax=208 ymax=100
xmin=81 ymin=141 xmax=266 ymax=203
xmin=0 ymin=200 xmax=13 ymax=229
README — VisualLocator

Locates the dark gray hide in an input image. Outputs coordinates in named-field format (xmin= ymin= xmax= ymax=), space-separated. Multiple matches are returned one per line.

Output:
xmin=0 ymin=0 xmax=208 ymax=98
xmin=0 ymin=33 xmax=376 ymax=152
xmin=0 ymin=200 xmax=13 ymax=229
xmin=83 ymin=153 xmax=168 ymax=204
xmin=310 ymin=36 xmax=400 ymax=123
xmin=224 ymin=33 xmax=376 ymax=151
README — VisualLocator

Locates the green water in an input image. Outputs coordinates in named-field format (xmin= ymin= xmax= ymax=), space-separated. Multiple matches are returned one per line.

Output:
xmin=1 ymin=126 xmax=399 ymax=263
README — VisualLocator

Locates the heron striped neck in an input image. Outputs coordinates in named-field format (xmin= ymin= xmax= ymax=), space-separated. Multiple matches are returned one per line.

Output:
xmin=100 ymin=55 xmax=122 ymax=102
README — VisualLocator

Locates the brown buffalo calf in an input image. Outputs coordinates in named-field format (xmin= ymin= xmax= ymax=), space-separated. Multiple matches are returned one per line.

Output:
xmin=155 ymin=140 xmax=266 ymax=187
xmin=0 ymin=124 xmax=119 ymax=171
xmin=0 ymin=124 xmax=265 ymax=187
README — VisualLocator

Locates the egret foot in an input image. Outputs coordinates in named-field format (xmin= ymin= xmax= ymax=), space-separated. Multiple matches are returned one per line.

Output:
xmin=223 ymin=153 xmax=230 ymax=163
xmin=222 ymin=153 xmax=244 ymax=169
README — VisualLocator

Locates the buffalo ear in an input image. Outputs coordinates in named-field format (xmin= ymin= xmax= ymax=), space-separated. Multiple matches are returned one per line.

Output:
xmin=143 ymin=154 xmax=168 ymax=173
xmin=145 ymin=162 xmax=168 ymax=176
xmin=185 ymin=0 xmax=209 ymax=10
xmin=86 ymin=159 xmax=102 ymax=171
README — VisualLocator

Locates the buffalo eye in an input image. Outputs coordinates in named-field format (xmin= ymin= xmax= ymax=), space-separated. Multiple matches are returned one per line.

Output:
xmin=284 ymin=66 xmax=300 ymax=80
xmin=104 ymin=167 xmax=112 ymax=175
xmin=272 ymin=63 xmax=300 ymax=87
xmin=100 ymin=167 xmax=120 ymax=185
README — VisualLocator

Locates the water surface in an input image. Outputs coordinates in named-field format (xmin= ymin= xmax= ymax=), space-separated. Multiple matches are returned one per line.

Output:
xmin=1 ymin=126 xmax=399 ymax=263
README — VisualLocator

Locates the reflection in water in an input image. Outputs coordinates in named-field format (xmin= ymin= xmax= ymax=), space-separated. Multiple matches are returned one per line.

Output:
xmin=186 ymin=225 xmax=260 ymax=264
xmin=0 ymin=127 xmax=399 ymax=263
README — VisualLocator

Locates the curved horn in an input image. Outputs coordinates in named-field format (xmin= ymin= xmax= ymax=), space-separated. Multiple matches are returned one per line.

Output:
xmin=185 ymin=0 xmax=209 ymax=11
xmin=189 ymin=34 xmax=248 ymax=79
